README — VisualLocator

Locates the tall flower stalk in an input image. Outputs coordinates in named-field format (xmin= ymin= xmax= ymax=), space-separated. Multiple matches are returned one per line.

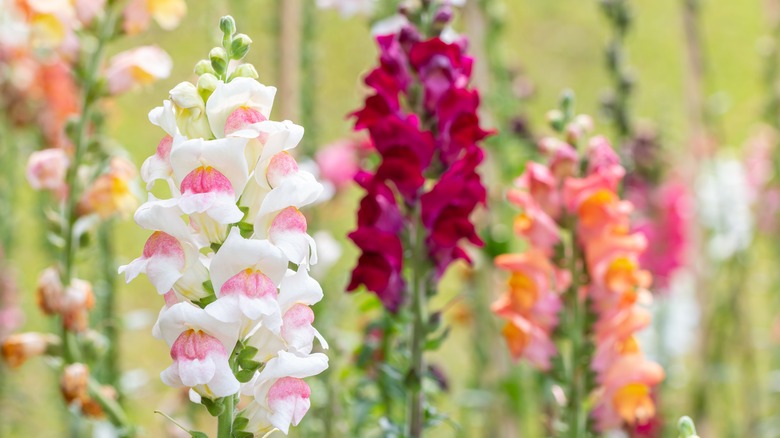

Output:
xmin=121 ymin=16 xmax=329 ymax=437
xmin=347 ymin=2 xmax=491 ymax=435
xmin=2 ymin=0 xmax=178 ymax=435
xmin=492 ymin=94 xmax=664 ymax=437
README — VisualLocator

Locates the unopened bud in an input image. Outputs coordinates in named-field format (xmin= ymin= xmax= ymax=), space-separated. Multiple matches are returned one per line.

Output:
xmin=677 ymin=416 xmax=698 ymax=438
xmin=209 ymin=47 xmax=228 ymax=77
xmin=546 ymin=109 xmax=565 ymax=132
xmin=230 ymin=34 xmax=252 ymax=60
xmin=219 ymin=16 xmax=236 ymax=37
xmin=433 ymin=6 xmax=453 ymax=26
xmin=61 ymin=363 xmax=89 ymax=404
xmin=198 ymin=73 xmax=219 ymax=94
xmin=194 ymin=59 xmax=216 ymax=77
xmin=1 ymin=332 xmax=58 ymax=367
xmin=61 ymin=279 xmax=95 ymax=333
xmin=232 ymin=63 xmax=259 ymax=80
xmin=37 ymin=267 xmax=63 ymax=315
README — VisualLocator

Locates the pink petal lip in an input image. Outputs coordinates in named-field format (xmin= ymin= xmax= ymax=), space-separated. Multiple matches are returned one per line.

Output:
xmin=180 ymin=166 xmax=235 ymax=195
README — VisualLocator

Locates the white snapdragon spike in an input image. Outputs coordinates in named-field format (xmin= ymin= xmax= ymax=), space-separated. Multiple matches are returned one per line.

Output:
xmin=141 ymin=100 xmax=182 ymax=190
xmin=156 ymin=302 xmax=240 ymax=399
xmin=206 ymin=77 xmax=276 ymax=139
xmin=125 ymin=19 xmax=328 ymax=434
xmin=206 ymin=228 xmax=288 ymax=336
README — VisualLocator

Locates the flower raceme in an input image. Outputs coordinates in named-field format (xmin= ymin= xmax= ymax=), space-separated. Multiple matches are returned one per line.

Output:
xmin=120 ymin=17 xmax=327 ymax=436
xmin=348 ymin=17 xmax=491 ymax=311
xmin=493 ymin=109 xmax=664 ymax=432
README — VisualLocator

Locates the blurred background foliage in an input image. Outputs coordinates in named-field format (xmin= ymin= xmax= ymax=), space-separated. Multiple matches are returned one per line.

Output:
xmin=1 ymin=0 xmax=778 ymax=436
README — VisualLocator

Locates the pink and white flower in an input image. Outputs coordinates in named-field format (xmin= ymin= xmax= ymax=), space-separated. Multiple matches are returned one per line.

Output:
xmin=156 ymin=302 xmax=240 ymax=399
xmin=105 ymin=45 xmax=172 ymax=95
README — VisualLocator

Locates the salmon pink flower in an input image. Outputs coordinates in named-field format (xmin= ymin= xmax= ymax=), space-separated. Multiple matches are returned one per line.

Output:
xmin=123 ymin=0 xmax=187 ymax=35
xmin=26 ymin=148 xmax=69 ymax=197
xmin=105 ymin=45 xmax=172 ymax=95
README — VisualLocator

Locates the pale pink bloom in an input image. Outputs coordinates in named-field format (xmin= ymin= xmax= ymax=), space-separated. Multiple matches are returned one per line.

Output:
xmin=514 ymin=162 xmax=561 ymax=219
xmin=166 ymin=137 xmax=250 ymax=242
xmin=206 ymin=78 xmax=276 ymax=140
xmin=247 ymin=268 xmax=327 ymax=360
xmin=631 ymin=181 xmax=691 ymax=289
xmin=26 ymin=148 xmax=69 ymax=197
xmin=105 ymin=46 xmax=172 ymax=95
xmin=586 ymin=135 xmax=621 ymax=175
xmin=257 ymin=151 xmax=323 ymax=218
xmin=141 ymin=100 xmax=181 ymax=190
xmin=73 ymin=0 xmax=105 ymax=24
xmin=79 ymin=157 xmax=139 ymax=219
xmin=205 ymin=229 xmax=288 ymax=336
xmin=121 ymin=198 xmax=210 ymax=299
xmin=242 ymin=351 xmax=329 ymax=434
xmin=315 ymin=139 xmax=360 ymax=189
xmin=123 ymin=0 xmax=187 ymax=35
xmin=254 ymin=207 xmax=318 ymax=266
xmin=60 ymin=279 xmax=95 ymax=332
xmin=156 ymin=302 xmax=240 ymax=399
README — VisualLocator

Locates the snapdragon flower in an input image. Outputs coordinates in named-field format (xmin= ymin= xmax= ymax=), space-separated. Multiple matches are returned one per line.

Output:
xmin=121 ymin=16 xmax=327 ymax=436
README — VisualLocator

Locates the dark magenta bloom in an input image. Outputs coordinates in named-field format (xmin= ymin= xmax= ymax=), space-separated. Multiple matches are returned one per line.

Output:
xmin=347 ymin=24 xmax=490 ymax=311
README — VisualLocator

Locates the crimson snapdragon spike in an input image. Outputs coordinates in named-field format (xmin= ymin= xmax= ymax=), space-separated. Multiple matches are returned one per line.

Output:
xmin=346 ymin=3 xmax=491 ymax=435
xmin=348 ymin=17 xmax=491 ymax=311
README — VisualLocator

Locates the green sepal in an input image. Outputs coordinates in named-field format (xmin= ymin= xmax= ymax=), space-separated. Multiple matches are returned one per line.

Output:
xmin=235 ymin=369 xmax=256 ymax=383
xmin=233 ymin=432 xmax=253 ymax=438
xmin=237 ymin=345 xmax=258 ymax=362
xmin=232 ymin=415 xmax=249 ymax=431
xmin=201 ymin=397 xmax=225 ymax=417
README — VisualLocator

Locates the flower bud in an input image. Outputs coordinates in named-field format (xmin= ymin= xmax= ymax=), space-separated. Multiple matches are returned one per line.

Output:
xmin=546 ymin=109 xmax=565 ymax=132
xmin=197 ymin=73 xmax=219 ymax=97
xmin=1 ymin=332 xmax=58 ymax=367
xmin=61 ymin=279 xmax=95 ymax=333
xmin=230 ymin=34 xmax=252 ymax=60
xmin=209 ymin=47 xmax=228 ymax=77
xmin=194 ymin=59 xmax=216 ymax=77
xmin=37 ymin=267 xmax=64 ymax=315
xmin=231 ymin=63 xmax=259 ymax=80
xmin=61 ymin=363 xmax=89 ymax=404
xmin=170 ymin=82 xmax=214 ymax=139
xmin=219 ymin=16 xmax=236 ymax=37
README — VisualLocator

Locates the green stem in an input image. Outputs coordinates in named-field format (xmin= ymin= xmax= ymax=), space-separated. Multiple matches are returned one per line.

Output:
xmin=217 ymin=353 xmax=238 ymax=438
xmin=97 ymin=220 xmax=120 ymax=391
xmin=87 ymin=378 xmax=132 ymax=437
xmin=565 ymin=228 xmax=585 ymax=438
xmin=407 ymin=214 xmax=428 ymax=438
xmin=61 ymin=6 xmax=119 ymax=283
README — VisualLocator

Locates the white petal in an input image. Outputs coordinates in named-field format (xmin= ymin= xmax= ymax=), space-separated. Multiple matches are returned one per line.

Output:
xmin=278 ymin=269 xmax=323 ymax=310
xmin=179 ymin=357 xmax=217 ymax=387
xmin=170 ymin=136 xmax=250 ymax=196
xmin=210 ymin=228 xmax=288 ymax=295
xmin=206 ymin=78 xmax=277 ymax=139
xmin=258 ymin=171 xmax=324 ymax=217
xmin=258 ymin=351 xmax=329 ymax=382
xmin=206 ymin=358 xmax=241 ymax=398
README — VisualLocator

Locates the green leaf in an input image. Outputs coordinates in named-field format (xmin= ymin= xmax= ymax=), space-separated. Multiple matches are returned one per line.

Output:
xmin=424 ymin=327 xmax=450 ymax=351
xmin=190 ymin=432 xmax=209 ymax=438
xmin=232 ymin=432 xmax=254 ymax=438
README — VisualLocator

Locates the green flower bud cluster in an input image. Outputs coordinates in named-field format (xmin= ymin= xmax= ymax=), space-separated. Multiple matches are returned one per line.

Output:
xmin=193 ymin=15 xmax=258 ymax=84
